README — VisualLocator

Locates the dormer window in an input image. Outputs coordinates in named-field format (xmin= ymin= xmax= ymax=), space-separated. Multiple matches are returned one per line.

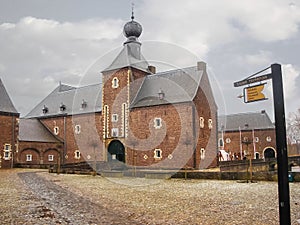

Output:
xmin=42 ymin=105 xmax=48 ymax=114
xmin=60 ymin=103 xmax=66 ymax=112
xmin=158 ymin=89 xmax=165 ymax=100
xmin=81 ymin=99 xmax=87 ymax=109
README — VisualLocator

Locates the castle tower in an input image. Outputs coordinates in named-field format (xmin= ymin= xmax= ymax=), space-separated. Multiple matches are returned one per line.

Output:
xmin=101 ymin=13 xmax=151 ymax=163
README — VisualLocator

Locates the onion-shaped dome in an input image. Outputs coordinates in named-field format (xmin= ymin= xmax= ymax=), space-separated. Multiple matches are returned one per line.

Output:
xmin=123 ymin=18 xmax=142 ymax=38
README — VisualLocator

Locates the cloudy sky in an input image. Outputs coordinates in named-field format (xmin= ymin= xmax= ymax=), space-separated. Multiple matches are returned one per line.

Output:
xmin=0 ymin=0 xmax=300 ymax=119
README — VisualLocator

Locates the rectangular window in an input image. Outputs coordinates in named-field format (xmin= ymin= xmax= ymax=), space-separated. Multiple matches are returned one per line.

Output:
xmin=112 ymin=128 xmax=119 ymax=137
xmin=26 ymin=154 xmax=32 ymax=162
xmin=154 ymin=118 xmax=162 ymax=129
xmin=3 ymin=144 xmax=11 ymax=160
xmin=112 ymin=114 xmax=118 ymax=122
xmin=48 ymin=155 xmax=54 ymax=162
xmin=4 ymin=151 xmax=10 ymax=160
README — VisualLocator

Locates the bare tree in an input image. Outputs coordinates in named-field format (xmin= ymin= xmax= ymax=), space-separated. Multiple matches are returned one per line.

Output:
xmin=287 ymin=108 xmax=300 ymax=144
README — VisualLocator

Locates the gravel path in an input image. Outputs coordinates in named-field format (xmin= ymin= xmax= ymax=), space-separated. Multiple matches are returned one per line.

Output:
xmin=1 ymin=169 xmax=300 ymax=224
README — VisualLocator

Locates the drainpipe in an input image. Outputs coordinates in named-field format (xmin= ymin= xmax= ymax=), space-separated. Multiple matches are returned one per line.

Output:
xmin=192 ymin=105 xmax=196 ymax=168
xmin=11 ymin=115 xmax=15 ymax=168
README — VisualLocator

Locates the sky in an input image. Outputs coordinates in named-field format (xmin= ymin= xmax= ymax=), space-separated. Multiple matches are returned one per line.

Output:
xmin=0 ymin=0 xmax=300 ymax=120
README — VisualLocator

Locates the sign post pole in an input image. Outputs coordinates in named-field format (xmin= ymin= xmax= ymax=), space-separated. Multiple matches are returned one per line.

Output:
xmin=271 ymin=63 xmax=291 ymax=225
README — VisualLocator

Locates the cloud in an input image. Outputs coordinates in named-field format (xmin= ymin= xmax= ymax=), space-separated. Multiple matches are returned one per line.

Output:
xmin=0 ymin=16 xmax=124 ymax=115
xmin=141 ymin=0 xmax=300 ymax=51
xmin=282 ymin=64 xmax=300 ymax=100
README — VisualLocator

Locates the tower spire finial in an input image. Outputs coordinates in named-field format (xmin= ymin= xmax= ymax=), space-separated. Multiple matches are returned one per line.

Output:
xmin=131 ymin=2 xmax=135 ymax=20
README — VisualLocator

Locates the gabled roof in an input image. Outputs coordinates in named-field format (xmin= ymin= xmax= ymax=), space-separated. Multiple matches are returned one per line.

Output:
xmin=0 ymin=78 xmax=18 ymax=114
xmin=25 ymin=83 xmax=102 ymax=118
xmin=131 ymin=66 xmax=203 ymax=108
xmin=19 ymin=118 xmax=62 ymax=142
xmin=218 ymin=111 xmax=275 ymax=131
xmin=103 ymin=41 xmax=151 ymax=73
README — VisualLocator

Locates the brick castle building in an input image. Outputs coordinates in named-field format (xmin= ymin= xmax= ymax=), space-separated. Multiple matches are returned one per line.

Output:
xmin=218 ymin=110 xmax=276 ymax=161
xmin=0 ymin=79 xmax=19 ymax=169
xmin=15 ymin=15 xmax=218 ymax=170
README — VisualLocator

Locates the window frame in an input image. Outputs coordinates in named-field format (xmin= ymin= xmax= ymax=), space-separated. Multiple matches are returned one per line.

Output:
xmin=154 ymin=149 xmax=162 ymax=159
xmin=48 ymin=154 xmax=54 ymax=162
xmin=112 ymin=77 xmax=119 ymax=88
xmin=26 ymin=154 xmax=32 ymax=162
xmin=74 ymin=124 xmax=81 ymax=134
xmin=154 ymin=117 xmax=162 ymax=129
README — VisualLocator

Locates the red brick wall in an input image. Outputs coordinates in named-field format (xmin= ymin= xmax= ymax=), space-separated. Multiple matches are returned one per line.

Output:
xmin=0 ymin=114 xmax=19 ymax=169
xmin=219 ymin=129 xmax=276 ymax=160
xmin=40 ymin=112 xmax=103 ymax=165
xmin=18 ymin=141 xmax=61 ymax=165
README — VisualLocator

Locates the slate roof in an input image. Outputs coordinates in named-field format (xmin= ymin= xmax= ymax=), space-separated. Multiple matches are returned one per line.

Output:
xmin=218 ymin=111 xmax=275 ymax=131
xmin=25 ymin=83 xmax=102 ymax=118
xmin=103 ymin=41 xmax=151 ymax=73
xmin=19 ymin=118 xmax=62 ymax=142
xmin=0 ymin=78 xmax=18 ymax=114
xmin=131 ymin=66 xmax=203 ymax=108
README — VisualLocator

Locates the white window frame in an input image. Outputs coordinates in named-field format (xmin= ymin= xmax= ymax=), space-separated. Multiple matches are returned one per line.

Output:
xmin=3 ymin=144 xmax=11 ymax=160
xmin=74 ymin=125 xmax=81 ymax=134
xmin=54 ymin=126 xmax=59 ymax=135
xmin=208 ymin=119 xmax=213 ymax=129
xmin=200 ymin=117 xmax=205 ymax=128
xmin=74 ymin=150 xmax=81 ymax=159
xmin=26 ymin=154 xmax=32 ymax=162
xmin=48 ymin=155 xmax=54 ymax=162
xmin=154 ymin=149 xmax=162 ymax=159
xmin=112 ymin=114 xmax=118 ymax=122
xmin=112 ymin=128 xmax=119 ymax=137
xmin=112 ymin=77 xmax=119 ymax=88
xmin=200 ymin=148 xmax=206 ymax=159
xmin=154 ymin=118 xmax=162 ymax=129
xmin=266 ymin=136 xmax=272 ymax=142
xmin=225 ymin=138 xmax=231 ymax=144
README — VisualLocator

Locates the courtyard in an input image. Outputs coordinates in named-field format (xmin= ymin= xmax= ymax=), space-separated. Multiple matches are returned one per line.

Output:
xmin=0 ymin=169 xmax=300 ymax=224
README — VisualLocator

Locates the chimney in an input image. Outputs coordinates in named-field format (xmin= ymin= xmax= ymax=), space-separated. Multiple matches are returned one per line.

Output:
xmin=148 ymin=65 xmax=156 ymax=74
xmin=197 ymin=61 xmax=206 ymax=71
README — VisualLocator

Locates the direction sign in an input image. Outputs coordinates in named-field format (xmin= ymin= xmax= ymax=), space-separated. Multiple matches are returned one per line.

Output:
xmin=243 ymin=83 xmax=267 ymax=103
xmin=234 ymin=73 xmax=272 ymax=87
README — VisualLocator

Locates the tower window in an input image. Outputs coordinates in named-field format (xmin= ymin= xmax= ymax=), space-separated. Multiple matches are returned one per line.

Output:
xmin=200 ymin=148 xmax=206 ymax=159
xmin=112 ymin=77 xmax=119 ymax=88
xmin=112 ymin=114 xmax=118 ymax=122
xmin=112 ymin=128 xmax=119 ymax=137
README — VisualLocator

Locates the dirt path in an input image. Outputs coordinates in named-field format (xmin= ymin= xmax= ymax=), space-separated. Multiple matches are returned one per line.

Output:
xmin=16 ymin=171 xmax=140 ymax=225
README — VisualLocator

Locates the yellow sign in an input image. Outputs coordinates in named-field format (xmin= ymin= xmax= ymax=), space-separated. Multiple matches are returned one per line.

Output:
xmin=244 ymin=83 xmax=267 ymax=103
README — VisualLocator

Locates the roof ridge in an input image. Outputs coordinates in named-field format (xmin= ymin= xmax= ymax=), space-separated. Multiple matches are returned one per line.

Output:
xmin=147 ymin=66 xmax=196 ymax=78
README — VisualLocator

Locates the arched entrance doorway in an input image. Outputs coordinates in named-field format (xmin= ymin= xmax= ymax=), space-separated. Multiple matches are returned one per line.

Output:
xmin=264 ymin=148 xmax=276 ymax=159
xmin=107 ymin=140 xmax=125 ymax=163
